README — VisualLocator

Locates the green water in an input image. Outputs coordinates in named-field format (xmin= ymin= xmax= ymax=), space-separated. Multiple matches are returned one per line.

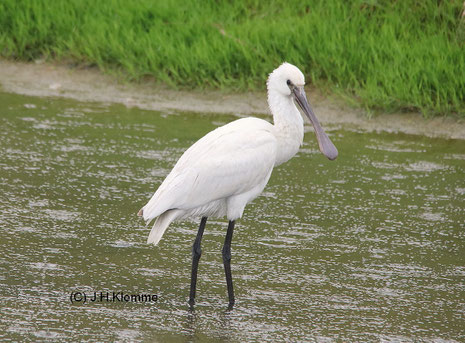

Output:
xmin=0 ymin=92 xmax=464 ymax=342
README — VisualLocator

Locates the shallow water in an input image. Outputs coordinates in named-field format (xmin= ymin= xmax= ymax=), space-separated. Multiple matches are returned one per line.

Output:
xmin=0 ymin=92 xmax=464 ymax=342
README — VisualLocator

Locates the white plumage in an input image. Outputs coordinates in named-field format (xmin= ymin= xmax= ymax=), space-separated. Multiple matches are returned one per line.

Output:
xmin=139 ymin=62 xmax=337 ymax=245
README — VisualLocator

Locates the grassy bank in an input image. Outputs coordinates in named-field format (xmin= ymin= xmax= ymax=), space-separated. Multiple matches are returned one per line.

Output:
xmin=1 ymin=0 xmax=464 ymax=117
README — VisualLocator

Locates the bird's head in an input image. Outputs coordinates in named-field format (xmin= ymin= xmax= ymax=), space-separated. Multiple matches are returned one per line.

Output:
xmin=267 ymin=62 xmax=305 ymax=96
xmin=267 ymin=62 xmax=338 ymax=161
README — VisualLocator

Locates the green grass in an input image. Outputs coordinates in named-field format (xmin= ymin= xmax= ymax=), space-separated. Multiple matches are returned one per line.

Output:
xmin=1 ymin=0 xmax=464 ymax=117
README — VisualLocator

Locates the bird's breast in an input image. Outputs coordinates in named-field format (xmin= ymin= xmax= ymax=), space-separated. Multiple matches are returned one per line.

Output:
xmin=273 ymin=124 xmax=304 ymax=166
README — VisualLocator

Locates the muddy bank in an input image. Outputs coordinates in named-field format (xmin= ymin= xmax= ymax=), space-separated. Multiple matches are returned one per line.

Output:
xmin=1 ymin=59 xmax=464 ymax=139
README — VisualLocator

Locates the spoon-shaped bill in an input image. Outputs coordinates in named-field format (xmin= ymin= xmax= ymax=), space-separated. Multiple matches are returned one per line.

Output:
xmin=293 ymin=87 xmax=338 ymax=160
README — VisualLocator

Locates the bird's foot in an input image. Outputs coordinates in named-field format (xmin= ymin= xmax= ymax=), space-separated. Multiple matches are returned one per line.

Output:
xmin=227 ymin=299 xmax=235 ymax=311
xmin=188 ymin=298 xmax=195 ymax=309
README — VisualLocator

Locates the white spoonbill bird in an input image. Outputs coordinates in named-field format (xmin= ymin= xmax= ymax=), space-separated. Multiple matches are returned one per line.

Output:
xmin=138 ymin=62 xmax=338 ymax=308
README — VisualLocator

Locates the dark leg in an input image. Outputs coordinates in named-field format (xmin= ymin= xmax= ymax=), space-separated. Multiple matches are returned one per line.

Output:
xmin=189 ymin=217 xmax=207 ymax=307
xmin=222 ymin=220 xmax=235 ymax=308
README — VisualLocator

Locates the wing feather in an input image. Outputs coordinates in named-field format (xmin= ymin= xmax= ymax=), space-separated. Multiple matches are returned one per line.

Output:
xmin=141 ymin=118 xmax=277 ymax=221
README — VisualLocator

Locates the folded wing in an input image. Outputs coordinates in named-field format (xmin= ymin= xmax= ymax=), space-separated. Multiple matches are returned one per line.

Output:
xmin=141 ymin=117 xmax=277 ymax=222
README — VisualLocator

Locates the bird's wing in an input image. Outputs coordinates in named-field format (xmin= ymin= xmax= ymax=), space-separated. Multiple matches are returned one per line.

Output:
xmin=142 ymin=118 xmax=277 ymax=221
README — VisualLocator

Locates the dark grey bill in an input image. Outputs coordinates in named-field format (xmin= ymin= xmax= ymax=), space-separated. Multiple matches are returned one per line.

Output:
xmin=292 ymin=86 xmax=338 ymax=160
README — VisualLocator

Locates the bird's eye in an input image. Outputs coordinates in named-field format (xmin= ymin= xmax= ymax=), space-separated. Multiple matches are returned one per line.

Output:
xmin=286 ymin=79 xmax=291 ymax=86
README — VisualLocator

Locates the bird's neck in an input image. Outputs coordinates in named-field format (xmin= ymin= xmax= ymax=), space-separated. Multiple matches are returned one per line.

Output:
xmin=268 ymin=90 xmax=304 ymax=166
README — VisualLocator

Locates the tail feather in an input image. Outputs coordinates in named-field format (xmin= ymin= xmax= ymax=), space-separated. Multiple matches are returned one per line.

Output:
xmin=146 ymin=210 xmax=180 ymax=245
